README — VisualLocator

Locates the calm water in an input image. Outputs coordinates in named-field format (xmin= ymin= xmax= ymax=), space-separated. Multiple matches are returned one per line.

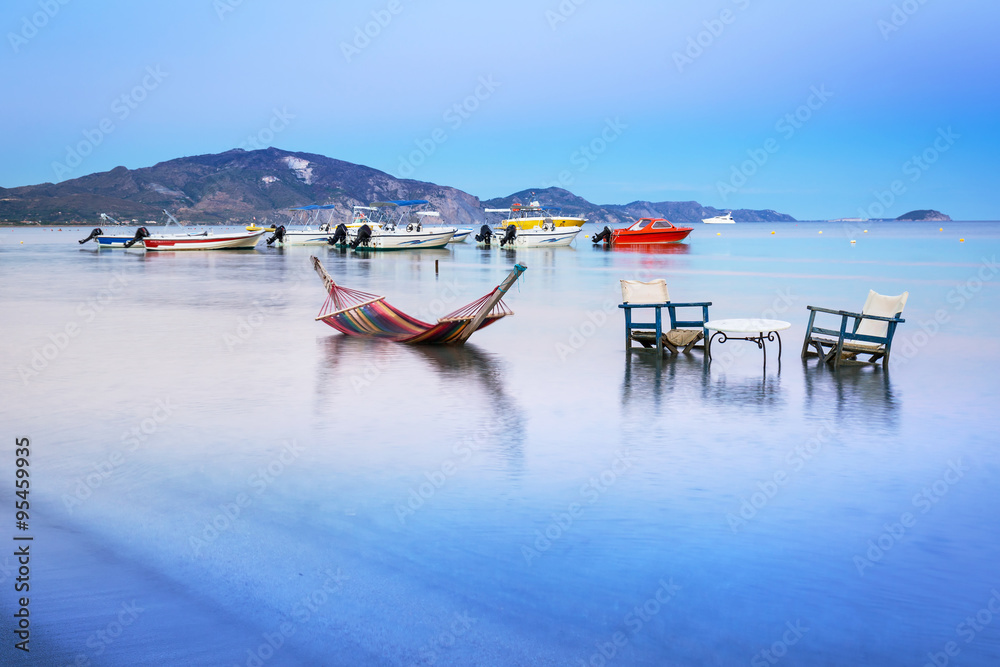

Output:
xmin=1 ymin=222 xmax=999 ymax=666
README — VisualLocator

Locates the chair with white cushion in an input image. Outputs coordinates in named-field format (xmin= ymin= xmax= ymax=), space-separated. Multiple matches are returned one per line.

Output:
xmin=801 ymin=290 xmax=908 ymax=369
xmin=618 ymin=279 xmax=712 ymax=356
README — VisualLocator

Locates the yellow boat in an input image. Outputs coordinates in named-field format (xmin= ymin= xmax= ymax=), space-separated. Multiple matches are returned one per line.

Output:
xmin=490 ymin=201 xmax=587 ymax=230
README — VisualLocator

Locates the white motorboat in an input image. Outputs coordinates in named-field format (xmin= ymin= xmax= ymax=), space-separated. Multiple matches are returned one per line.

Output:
xmin=475 ymin=217 xmax=581 ymax=248
xmin=702 ymin=212 xmax=735 ymax=224
xmin=345 ymin=200 xmax=457 ymax=250
xmin=77 ymin=213 xmax=149 ymax=247
xmin=268 ymin=204 xmax=339 ymax=246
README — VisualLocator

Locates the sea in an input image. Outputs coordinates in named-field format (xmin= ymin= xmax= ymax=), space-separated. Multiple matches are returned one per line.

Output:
xmin=1 ymin=221 xmax=999 ymax=666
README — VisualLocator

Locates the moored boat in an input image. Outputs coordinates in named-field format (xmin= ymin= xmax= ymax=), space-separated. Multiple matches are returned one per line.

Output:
xmin=131 ymin=228 xmax=266 ymax=250
xmin=592 ymin=218 xmax=693 ymax=246
xmin=475 ymin=218 xmax=581 ymax=248
xmin=267 ymin=205 xmax=338 ymax=246
xmin=495 ymin=201 xmax=587 ymax=230
xmin=702 ymin=212 xmax=735 ymax=224
xmin=345 ymin=200 xmax=456 ymax=250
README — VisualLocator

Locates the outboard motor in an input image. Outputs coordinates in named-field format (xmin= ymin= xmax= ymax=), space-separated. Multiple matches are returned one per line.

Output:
xmin=328 ymin=223 xmax=348 ymax=246
xmin=592 ymin=226 xmax=613 ymax=244
xmin=123 ymin=227 xmax=149 ymax=248
xmin=266 ymin=225 xmax=286 ymax=246
xmin=474 ymin=224 xmax=493 ymax=245
xmin=350 ymin=224 xmax=372 ymax=249
xmin=499 ymin=224 xmax=517 ymax=247
xmin=79 ymin=227 xmax=103 ymax=244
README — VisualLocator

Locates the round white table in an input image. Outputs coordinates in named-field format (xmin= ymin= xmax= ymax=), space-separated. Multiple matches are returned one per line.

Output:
xmin=704 ymin=319 xmax=791 ymax=370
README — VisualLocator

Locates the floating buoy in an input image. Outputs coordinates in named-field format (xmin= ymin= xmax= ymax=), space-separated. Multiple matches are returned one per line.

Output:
xmin=863 ymin=230 xmax=868 ymax=233
xmin=818 ymin=231 xmax=823 ymax=234
xmin=583 ymin=234 xmax=589 ymax=238
xmin=939 ymin=228 xmax=943 ymax=231
xmin=960 ymin=238 xmax=965 ymax=242
xmin=850 ymin=240 xmax=856 ymax=244
xmin=716 ymin=232 xmax=721 ymax=236
xmin=770 ymin=231 xmax=775 ymax=234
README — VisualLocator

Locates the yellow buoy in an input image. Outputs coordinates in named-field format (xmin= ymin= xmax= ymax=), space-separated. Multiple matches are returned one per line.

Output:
xmin=850 ymin=240 xmax=856 ymax=244
xmin=716 ymin=232 xmax=721 ymax=236
xmin=863 ymin=230 xmax=868 ymax=233
xmin=818 ymin=231 xmax=823 ymax=234
xmin=939 ymin=228 xmax=943 ymax=231
xmin=770 ymin=231 xmax=775 ymax=234
xmin=960 ymin=238 xmax=965 ymax=242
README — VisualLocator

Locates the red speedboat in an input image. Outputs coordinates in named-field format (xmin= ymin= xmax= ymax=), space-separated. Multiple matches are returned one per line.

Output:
xmin=593 ymin=218 xmax=693 ymax=245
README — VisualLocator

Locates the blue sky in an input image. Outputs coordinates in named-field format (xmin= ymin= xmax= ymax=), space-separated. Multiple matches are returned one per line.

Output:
xmin=2 ymin=0 xmax=998 ymax=219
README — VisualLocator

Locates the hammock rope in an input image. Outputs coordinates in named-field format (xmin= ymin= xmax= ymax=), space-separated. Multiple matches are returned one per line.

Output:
xmin=311 ymin=257 xmax=525 ymax=345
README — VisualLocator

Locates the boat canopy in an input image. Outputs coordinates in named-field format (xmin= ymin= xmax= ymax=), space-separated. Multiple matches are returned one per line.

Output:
xmin=371 ymin=199 xmax=429 ymax=208
xmin=289 ymin=204 xmax=336 ymax=211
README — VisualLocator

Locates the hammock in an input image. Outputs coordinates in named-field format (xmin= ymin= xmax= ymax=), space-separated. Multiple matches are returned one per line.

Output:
xmin=311 ymin=257 xmax=526 ymax=345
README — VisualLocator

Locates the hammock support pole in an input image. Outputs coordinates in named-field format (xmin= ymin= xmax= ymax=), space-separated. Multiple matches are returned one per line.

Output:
xmin=454 ymin=263 xmax=527 ymax=344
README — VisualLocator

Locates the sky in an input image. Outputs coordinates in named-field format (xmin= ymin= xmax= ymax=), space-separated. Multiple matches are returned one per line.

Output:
xmin=1 ymin=0 xmax=998 ymax=220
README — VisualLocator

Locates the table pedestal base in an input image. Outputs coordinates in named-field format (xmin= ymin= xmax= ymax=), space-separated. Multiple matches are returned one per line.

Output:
xmin=706 ymin=330 xmax=783 ymax=371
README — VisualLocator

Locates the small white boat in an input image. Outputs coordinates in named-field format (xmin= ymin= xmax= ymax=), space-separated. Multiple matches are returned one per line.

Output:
xmin=346 ymin=201 xmax=457 ymax=250
xmin=702 ymin=212 xmax=735 ymax=224
xmin=123 ymin=210 xmax=265 ymax=250
xmin=475 ymin=218 xmax=581 ymax=248
xmin=77 ymin=213 xmax=145 ymax=247
xmin=414 ymin=210 xmax=471 ymax=244
xmin=268 ymin=205 xmax=338 ymax=246
xmin=496 ymin=200 xmax=587 ymax=230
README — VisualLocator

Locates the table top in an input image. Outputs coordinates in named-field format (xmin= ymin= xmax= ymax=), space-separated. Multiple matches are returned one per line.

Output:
xmin=704 ymin=318 xmax=791 ymax=333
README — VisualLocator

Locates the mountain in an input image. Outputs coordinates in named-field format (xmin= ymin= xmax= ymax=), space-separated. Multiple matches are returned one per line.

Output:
xmin=896 ymin=209 xmax=951 ymax=222
xmin=0 ymin=149 xmax=796 ymax=226
xmin=483 ymin=187 xmax=796 ymax=224
xmin=0 ymin=148 xmax=482 ymax=226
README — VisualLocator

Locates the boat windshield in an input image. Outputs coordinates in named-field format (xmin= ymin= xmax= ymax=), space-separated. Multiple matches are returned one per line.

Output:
xmin=650 ymin=219 xmax=675 ymax=229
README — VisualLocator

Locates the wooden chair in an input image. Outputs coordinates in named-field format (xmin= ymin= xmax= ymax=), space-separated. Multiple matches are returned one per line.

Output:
xmin=801 ymin=290 xmax=908 ymax=369
xmin=618 ymin=279 xmax=712 ymax=355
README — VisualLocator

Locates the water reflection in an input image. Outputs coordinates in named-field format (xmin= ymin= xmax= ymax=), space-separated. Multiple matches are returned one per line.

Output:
xmin=803 ymin=363 xmax=898 ymax=429
xmin=622 ymin=349 xmax=784 ymax=415
xmin=591 ymin=243 xmax=691 ymax=255
xmin=317 ymin=336 xmax=525 ymax=474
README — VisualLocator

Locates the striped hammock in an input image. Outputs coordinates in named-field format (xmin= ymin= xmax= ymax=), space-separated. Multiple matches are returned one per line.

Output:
xmin=312 ymin=257 xmax=524 ymax=345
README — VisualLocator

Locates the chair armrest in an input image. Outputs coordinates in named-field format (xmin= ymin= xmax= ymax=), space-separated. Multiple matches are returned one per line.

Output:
xmin=619 ymin=303 xmax=667 ymax=308
xmin=805 ymin=306 xmax=846 ymax=315
xmin=840 ymin=309 xmax=905 ymax=323
xmin=665 ymin=301 xmax=712 ymax=308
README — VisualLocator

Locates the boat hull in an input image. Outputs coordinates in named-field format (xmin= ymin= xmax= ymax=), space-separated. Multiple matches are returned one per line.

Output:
xmin=142 ymin=231 xmax=266 ymax=250
xmin=277 ymin=230 xmax=335 ymax=246
xmin=479 ymin=226 xmax=581 ymax=248
xmin=504 ymin=216 xmax=587 ymax=230
xmin=611 ymin=228 xmax=692 ymax=244
xmin=350 ymin=228 xmax=456 ymax=250
xmin=94 ymin=235 xmax=138 ymax=248
xmin=449 ymin=229 xmax=472 ymax=243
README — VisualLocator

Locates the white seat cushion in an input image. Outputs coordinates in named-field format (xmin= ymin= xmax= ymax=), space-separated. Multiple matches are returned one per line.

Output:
xmin=621 ymin=279 xmax=669 ymax=304
xmin=855 ymin=290 xmax=908 ymax=338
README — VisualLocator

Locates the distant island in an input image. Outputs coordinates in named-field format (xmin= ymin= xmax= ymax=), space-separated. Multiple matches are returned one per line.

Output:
xmin=896 ymin=209 xmax=951 ymax=221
